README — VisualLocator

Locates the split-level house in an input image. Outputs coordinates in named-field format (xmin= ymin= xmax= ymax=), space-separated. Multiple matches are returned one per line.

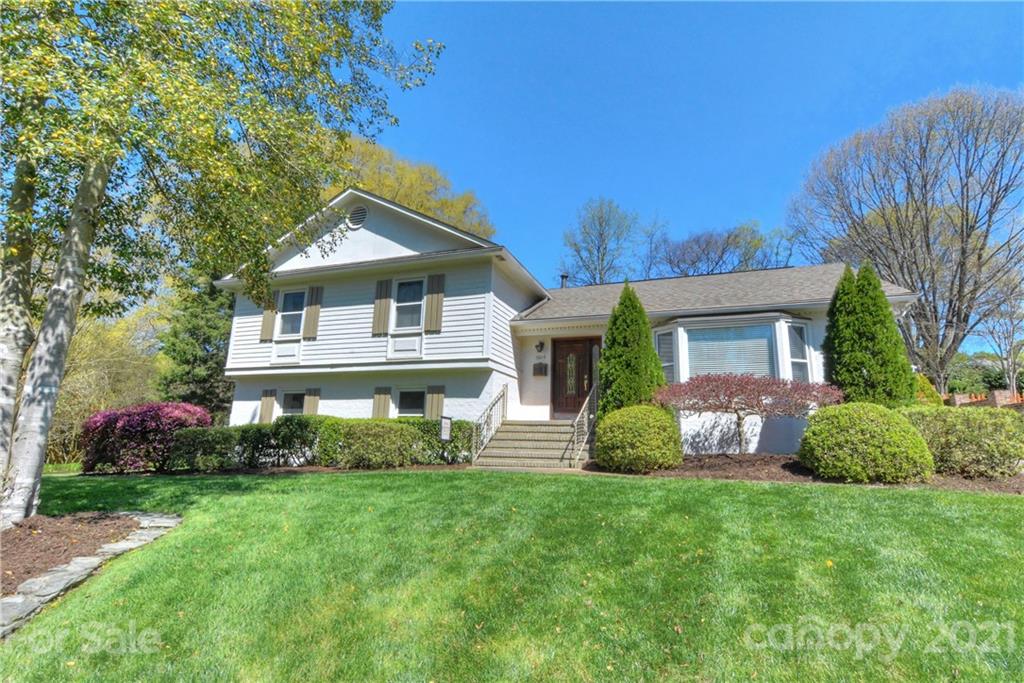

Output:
xmin=216 ymin=188 xmax=916 ymax=467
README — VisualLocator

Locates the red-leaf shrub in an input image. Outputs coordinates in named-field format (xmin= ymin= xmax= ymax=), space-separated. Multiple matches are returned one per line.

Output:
xmin=81 ymin=402 xmax=211 ymax=473
xmin=655 ymin=374 xmax=843 ymax=453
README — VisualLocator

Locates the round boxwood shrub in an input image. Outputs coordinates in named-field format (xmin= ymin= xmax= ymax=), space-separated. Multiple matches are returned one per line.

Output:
xmin=798 ymin=403 xmax=933 ymax=483
xmin=899 ymin=406 xmax=1024 ymax=479
xmin=595 ymin=405 xmax=681 ymax=473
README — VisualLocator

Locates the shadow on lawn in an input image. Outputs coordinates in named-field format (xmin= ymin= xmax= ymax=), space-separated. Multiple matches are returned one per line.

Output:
xmin=38 ymin=473 xmax=271 ymax=517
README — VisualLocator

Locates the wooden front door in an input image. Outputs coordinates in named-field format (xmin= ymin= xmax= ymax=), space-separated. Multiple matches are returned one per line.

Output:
xmin=552 ymin=338 xmax=600 ymax=418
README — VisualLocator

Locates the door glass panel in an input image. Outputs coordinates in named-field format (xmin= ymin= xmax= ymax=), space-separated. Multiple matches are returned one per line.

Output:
xmin=566 ymin=353 xmax=577 ymax=396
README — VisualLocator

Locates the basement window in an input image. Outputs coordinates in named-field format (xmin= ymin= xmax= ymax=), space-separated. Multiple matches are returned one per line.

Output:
xmin=397 ymin=390 xmax=426 ymax=417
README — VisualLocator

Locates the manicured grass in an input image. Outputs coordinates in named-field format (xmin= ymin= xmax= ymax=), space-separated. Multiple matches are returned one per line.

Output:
xmin=2 ymin=471 xmax=1022 ymax=681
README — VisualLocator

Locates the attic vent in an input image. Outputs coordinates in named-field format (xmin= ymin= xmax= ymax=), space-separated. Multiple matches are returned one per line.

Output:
xmin=346 ymin=205 xmax=368 ymax=230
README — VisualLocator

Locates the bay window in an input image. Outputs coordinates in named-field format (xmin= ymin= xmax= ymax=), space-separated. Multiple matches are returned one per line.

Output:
xmin=687 ymin=324 xmax=776 ymax=377
xmin=788 ymin=323 xmax=811 ymax=382
xmin=656 ymin=331 xmax=676 ymax=381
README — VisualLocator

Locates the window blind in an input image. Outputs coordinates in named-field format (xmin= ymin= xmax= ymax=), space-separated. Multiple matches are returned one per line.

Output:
xmin=656 ymin=332 xmax=675 ymax=380
xmin=686 ymin=324 xmax=776 ymax=377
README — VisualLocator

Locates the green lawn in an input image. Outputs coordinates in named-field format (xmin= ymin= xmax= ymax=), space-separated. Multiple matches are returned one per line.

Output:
xmin=2 ymin=471 xmax=1022 ymax=681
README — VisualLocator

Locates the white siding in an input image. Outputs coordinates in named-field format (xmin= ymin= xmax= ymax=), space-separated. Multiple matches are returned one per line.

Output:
xmin=422 ymin=262 xmax=489 ymax=359
xmin=273 ymin=196 xmax=475 ymax=272
xmin=300 ymin=278 xmax=387 ymax=363
xmin=230 ymin=369 xmax=499 ymax=424
xmin=489 ymin=265 xmax=539 ymax=374
xmin=226 ymin=261 xmax=491 ymax=371
xmin=226 ymin=296 xmax=273 ymax=367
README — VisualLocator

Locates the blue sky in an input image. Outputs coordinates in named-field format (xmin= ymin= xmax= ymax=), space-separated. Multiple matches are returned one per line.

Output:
xmin=375 ymin=2 xmax=1023 ymax=288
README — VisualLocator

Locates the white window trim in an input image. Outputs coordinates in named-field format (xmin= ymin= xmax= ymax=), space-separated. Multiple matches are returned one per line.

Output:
xmin=785 ymin=321 xmax=813 ymax=382
xmin=677 ymin=313 xmax=801 ymax=381
xmin=275 ymin=288 xmax=306 ymax=341
xmin=279 ymin=389 xmax=306 ymax=417
xmin=654 ymin=328 xmax=677 ymax=383
xmin=391 ymin=277 xmax=426 ymax=334
xmin=394 ymin=386 xmax=427 ymax=417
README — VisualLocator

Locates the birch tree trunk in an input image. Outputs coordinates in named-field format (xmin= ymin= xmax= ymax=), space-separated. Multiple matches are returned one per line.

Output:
xmin=1 ymin=159 xmax=112 ymax=527
xmin=0 ymin=157 xmax=38 ymax=481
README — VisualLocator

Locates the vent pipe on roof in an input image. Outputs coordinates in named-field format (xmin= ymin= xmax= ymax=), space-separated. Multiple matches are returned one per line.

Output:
xmin=560 ymin=273 xmax=569 ymax=288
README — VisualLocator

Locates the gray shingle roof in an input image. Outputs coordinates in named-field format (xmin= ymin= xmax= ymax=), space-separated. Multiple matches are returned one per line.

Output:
xmin=517 ymin=263 xmax=915 ymax=321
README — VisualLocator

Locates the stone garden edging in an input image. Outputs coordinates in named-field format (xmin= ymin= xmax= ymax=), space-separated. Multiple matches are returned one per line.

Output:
xmin=0 ymin=511 xmax=181 ymax=638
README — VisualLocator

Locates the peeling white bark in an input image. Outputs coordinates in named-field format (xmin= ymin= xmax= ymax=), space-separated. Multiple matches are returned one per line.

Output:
xmin=0 ymin=157 xmax=38 ymax=483
xmin=1 ymin=159 xmax=112 ymax=527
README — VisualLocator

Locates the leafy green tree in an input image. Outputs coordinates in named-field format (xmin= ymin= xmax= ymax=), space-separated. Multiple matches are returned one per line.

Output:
xmin=157 ymin=273 xmax=235 ymax=423
xmin=326 ymin=137 xmax=494 ymax=237
xmin=824 ymin=263 xmax=915 ymax=406
xmin=1 ymin=1 xmax=440 ymax=524
xmin=597 ymin=283 xmax=665 ymax=418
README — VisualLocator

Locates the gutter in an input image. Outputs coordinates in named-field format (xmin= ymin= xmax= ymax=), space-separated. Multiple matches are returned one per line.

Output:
xmin=214 ymin=247 xmax=504 ymax=290
xmin=511 ymin=292 xmax=920 ymax=328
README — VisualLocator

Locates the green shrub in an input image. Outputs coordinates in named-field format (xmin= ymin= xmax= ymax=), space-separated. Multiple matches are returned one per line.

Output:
xmin=899 ymin=406 xmax=1024 ymax=479
xmin=338 ymin=420 xmax=421 ymax=469
xmin=597 ymin=283 xmax=666 ymax=418
xmin=824 ymin=264 xmax=915 ymax=407
xmin=307 ymin=416 xmax=346 ymax=466
xmin=914 ymin=374 xmax=944 ymax=407
xmin=171 ymin=427 xmax=239 ymax=472
xmin=235 ymin=423 xmax=276 ymax=468
xmin=595 ymin=405 xmax=681 ymax=473
xmin=396 ymin=417 xmax=474 ymax=464
xmin=798 ymin=403 xmax=933 ymax=483
xmin=271 ymin=415 xmax=318 ymax=465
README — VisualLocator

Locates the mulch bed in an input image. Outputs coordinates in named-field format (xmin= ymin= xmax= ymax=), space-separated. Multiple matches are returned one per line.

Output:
xmin=612 ymin=454 xmax=1024 ymax=495
xmin=1 ymin=513 xmax=139 ymax=596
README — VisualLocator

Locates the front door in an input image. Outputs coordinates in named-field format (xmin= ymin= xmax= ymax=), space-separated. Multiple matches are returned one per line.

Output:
xmin=552 ymin=338 xmax=600 ymax=418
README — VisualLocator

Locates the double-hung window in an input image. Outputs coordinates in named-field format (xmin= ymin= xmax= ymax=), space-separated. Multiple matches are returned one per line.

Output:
xmin=788 ymin=324 xmax=811 ymax=382
xmin=656 ymin=331 xmax=676 ymax=381
xmin=687 ymin=324 xmax=777 ymax=377
xmin=394 ymin=280 xmax=424 ymax=331
xmin=277 ymin=291 xmax=305 ymax=338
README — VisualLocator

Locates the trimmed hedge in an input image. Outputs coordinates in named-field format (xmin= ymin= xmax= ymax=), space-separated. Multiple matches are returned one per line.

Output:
xmin=798 ymin=403 xmax=933 ymax=483
xmin=169 ymin=415 xmax=475 ymax=472
xmin=173 ymin=427 xmax=239 ymax=472
xmin=81 ymin=402 xmax=211 ymax=473
xmin=595 ymin=405 xmax=681 ymax=473
xmin=899 ymin=406 xmax=1024 ymax=479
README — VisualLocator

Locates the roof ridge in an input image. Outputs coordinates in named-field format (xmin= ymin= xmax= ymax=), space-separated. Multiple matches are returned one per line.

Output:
xmin=554 ymin=262 xmax=842 ymax=291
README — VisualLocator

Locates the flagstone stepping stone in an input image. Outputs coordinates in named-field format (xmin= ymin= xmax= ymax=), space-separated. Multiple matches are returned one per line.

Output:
xmin=0 ymin=512 xmax=181 ymax=639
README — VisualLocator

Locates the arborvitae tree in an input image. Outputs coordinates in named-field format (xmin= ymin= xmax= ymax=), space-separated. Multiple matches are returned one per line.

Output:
xmin=157 ymin=273 xmax=235 ymax=422
xmin=597 ymin=283 xmax=665 ymax=418
xmin=823 ymin=265 xmax=860 ymax=386
xmin=824 ymin=262 xmax=916 ymax=406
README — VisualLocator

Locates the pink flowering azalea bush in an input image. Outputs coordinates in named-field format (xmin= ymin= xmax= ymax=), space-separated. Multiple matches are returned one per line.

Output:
xmin=81 ymin=402 xmax=211 ymax=473
xmin=654 ymin=374 xmax=843 ymax=454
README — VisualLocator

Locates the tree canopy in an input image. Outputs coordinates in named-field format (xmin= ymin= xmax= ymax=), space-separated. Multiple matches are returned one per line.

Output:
xmin=1 ymin=0 xmax=440 ymax=524
xmin=156 ymin=272 xmax=235 ymax=422
xmin=326 ymin=137 xmax=494 ymax=238
xmin=791 ymin=87 xmax=1024 ymax=392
